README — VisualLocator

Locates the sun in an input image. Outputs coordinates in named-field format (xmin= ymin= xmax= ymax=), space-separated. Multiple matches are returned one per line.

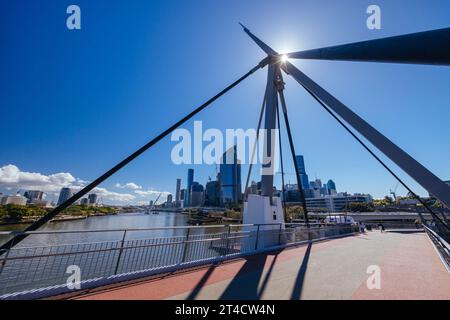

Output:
xmin=280 ymin=54 xmax=289 ymax=63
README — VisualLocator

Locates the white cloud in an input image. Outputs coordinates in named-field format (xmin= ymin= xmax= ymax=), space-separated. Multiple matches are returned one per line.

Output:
xmin=92 ymin=187 xmax=136 ymax=202
xmin=134 ymin=189 xmax=170 ymax=197
xmin=0 ymin=164 xmax=135 ymax=204
xmin=134 ymin=189 xmax=171 ymax=203
xmin=0 ymin=164 xmax=77 ymax=193
xmin=115 ymin=182 xmax=142 ymax=190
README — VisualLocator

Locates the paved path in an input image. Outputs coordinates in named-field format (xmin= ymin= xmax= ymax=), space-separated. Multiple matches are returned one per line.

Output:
xmin=74 ymin=231 xmax=450 ymax=300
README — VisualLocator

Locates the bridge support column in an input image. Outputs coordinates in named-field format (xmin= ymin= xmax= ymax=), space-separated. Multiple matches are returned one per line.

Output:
xmin=242 ymin=64 xmax=285 ymax=250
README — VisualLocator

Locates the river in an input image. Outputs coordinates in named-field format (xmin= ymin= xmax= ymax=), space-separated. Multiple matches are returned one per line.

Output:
xmin=0 ymin=211 xmax=198 ymax=247
xmin=0 ymin=212 xmax=236 ymax=295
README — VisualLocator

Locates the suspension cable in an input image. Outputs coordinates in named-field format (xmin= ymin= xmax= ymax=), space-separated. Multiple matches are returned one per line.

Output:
xmin=276 ymin=100 xmax=288 ymax=220
xmin=276 ymin=71 xmax=310 ymax=225
xmin=241 ymin=95 xmax=266 ymax=220
xmin=299 ymin=82 xmax=450 ymax=233
xmin=0 ymin=61 xmax=268 ymax=254
xmin=243 ymin=97 xmax=266 ymax=201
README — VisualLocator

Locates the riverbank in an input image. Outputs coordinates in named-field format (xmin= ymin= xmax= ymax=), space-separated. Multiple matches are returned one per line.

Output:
xmin=0 ymin=204 xmax=119 ymax=226
xmin=0 ymin=213 xmax=118 ymax=226
xmin=184 ymin=208 xmax=242 ymax=225
xmin=0 ymin=211 xmax=191 ymax=242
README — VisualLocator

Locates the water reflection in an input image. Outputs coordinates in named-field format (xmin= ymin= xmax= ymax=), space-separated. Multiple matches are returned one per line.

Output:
xmin=0 ymin=212 xmax=193 ymax=247
xmin=0 ymin=212 xmax=236 ymax=295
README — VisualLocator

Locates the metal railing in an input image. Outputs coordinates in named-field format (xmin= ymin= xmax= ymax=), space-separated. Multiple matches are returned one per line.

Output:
xmin=0 ymin=223 xmax=359 ymax=299
xmin=423 ymin=224 xmax=450 ymax=271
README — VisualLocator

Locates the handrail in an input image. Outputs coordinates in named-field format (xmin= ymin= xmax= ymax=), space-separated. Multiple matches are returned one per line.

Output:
xmin=422 ymin=224 xmax=450 ymax=252
xmin=0 ymin=223 xmax=359 ymax=298
xmin=0 ymin=234 xmax=252 ymax=262
xmin=0 ymin=222 xmax=339 ymax=237
xmin=0 ymin=224 xmax=345 ymax=252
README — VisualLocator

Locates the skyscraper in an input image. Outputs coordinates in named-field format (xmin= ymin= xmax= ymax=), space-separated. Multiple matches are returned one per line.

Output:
xmin=57 ymin=187 xmax=73 ymax=206
xmin=219 ymin=146 xmax=242 ymax=206
xmin=185 ymin=169 xmax=194 ymax=207
xmin=205 ymin=179 xmax=221 ymax=207
xmin=190 ymin=182 xmax=204 ymax=207
xmin=175 ymin=178 xmax=181 ymax=207
xmin=326 ymin=179 xmax=337 ymax=194
xmin=180 ymin=189 xmax=186 ymax=207
xmin=88 ymin=193 xmax=98 ymax=205
xmin=295 ymin=155 xmax=310 ymax=190
xmin=24 ymin=190 xmax=44 ymax=202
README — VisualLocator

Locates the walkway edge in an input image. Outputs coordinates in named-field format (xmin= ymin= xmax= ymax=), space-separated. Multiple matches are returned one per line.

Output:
xmin=425 ymin=232 xmax=450 ymax=275
xmin=1 ymin=230 xmax=360 ymax=300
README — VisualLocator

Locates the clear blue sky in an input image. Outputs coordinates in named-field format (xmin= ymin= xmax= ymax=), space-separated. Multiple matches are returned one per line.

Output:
xmin=1 ymin=0 xmax=450 ymax=204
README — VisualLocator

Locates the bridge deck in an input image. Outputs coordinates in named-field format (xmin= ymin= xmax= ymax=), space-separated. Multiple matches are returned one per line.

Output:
xmin=72 ymin=231 xmax=450 ymax=300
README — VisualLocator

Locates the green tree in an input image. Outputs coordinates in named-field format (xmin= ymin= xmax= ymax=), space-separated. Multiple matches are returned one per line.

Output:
xmin=4 ymin=204 xmax=28 ymax=220
xmin=0 ymin=206 xmax=7 ymax=218
xmin=285 ymin=205 xmax=305 ymax=221
xmin=348 ymin=202 xmax=374 ymax=212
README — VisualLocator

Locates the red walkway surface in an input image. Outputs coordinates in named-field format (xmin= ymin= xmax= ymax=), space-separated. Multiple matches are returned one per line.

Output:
xmin=71 ymin=231 xmax=450 ymax=300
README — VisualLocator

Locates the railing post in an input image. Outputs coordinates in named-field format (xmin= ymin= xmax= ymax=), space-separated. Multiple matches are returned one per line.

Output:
xmin=254 ymin=225 xmax=261 ymax=250
xmin=114 ymin=230 xmax=127 ymax=275
xmin=225 ymin=225 xmax=232 ymax=256
xmin=181 ymin=228 xmax=191 ymax=263
xmin=278 ymin=223 xmax=282 ymax=245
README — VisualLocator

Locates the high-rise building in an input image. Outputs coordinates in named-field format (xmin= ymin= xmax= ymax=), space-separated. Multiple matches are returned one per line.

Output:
xmin=80 ymin=198 xmax=89 ymax=205
xmin=295 ymin=155 xmax=310 ymax=190
xmin=314 ymin=179 xmax=322 ymax=189
xmin=175 ymin=178 xmax=181 ymax=206
xmin=185 ymin=169 xmax=194 ymax=207
xmin=167 ymin=194 xmax=173 ymax=204
xmin=88 ymin=193 xmax=98 ymax=205
xmin=24 ymin=190 xmax=44 ymax=202
xmin=307 ymin=179 xmax=321 ymax=197
xmin=57 ymin=187 xmax=73 ymax=206
xmin=326 ymin=179 xmax=337 ymax=195
xmin=219 ymin=146 xmax=242 ymax=206
xmin=190 ymin=182 xmax=204 ymax=207
xmin=284 ymin=183 xmax=314 ymax=199
xmin=205 ymin=179 xmax=221 ymax=207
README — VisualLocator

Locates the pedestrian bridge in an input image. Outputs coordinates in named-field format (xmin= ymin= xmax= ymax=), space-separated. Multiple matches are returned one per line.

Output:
xmin=72 ymin=230 xmax=450 ymax=300
xmin=1 ymin=223 xmax=448 ymax=300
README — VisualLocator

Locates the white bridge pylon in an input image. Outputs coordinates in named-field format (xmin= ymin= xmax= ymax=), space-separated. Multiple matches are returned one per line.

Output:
xmin=240 ymin=24 xmax=450 ymax=225
xmin=243 ymin=63 xmax=285 ymax=233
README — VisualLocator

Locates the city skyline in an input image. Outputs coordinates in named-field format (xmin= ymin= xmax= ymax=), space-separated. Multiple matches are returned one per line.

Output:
xmin=0 ymin=149 xmax=437 ymax=206
xmin=163 ymin=151 xmax=372 ymax=211
xmin=1 ymin=1 xmax=450 ymax=204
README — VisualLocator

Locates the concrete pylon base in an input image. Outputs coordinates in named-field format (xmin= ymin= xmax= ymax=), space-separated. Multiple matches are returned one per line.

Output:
xmin=243 ymin=194 xmax=285 ymax=225
xmin=242 ymin=194 xmax=285 ymax=250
